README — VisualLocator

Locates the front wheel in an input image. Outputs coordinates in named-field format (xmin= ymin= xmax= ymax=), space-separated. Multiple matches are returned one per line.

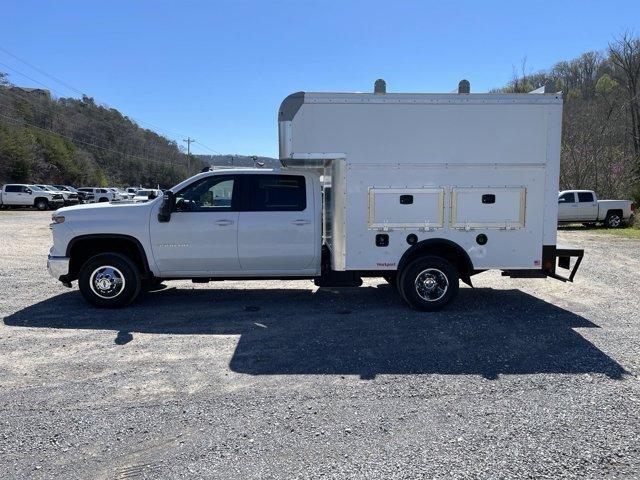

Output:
xmin=399 ymin=255 xmax=459 ymax=311
xmin=35 ymin=199 xmax=49 ymax=211
xmin=78 ymin=253 xmax=141 ymax=308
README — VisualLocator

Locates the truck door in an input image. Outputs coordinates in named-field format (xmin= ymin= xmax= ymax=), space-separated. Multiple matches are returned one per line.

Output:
xmin=557 ymin=192 xmax=577 ymax=221
xmin=576 ymin=191 xmax=598 ymax=221
xmin=149 ymin=175 xmax=240 ymax=275
xmin=237 ymin=174 xmax=316 ymax=272
xmin=3 ymin=185 xmax=22 ymax=205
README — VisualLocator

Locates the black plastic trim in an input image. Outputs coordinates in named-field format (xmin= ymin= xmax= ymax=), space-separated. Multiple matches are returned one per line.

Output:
xmin=66 ymin=234 xmax=152 ymax=276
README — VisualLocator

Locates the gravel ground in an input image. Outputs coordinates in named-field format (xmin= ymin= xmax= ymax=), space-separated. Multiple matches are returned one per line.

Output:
xmin=1 ymin=210 xmax=639 ymax=479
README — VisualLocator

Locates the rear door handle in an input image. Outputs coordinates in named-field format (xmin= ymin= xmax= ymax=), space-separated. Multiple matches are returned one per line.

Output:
xmin=292 ymin=219 xmax=311 ymax=226
xmin=215 ymin=219 xmax=234 ymax=226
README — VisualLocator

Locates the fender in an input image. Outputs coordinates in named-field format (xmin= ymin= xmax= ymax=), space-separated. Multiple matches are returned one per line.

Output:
xmin=397 ymin=238 xmax=474 ymax=286
xmin=66 ymin=233 xmax=152 ymax=276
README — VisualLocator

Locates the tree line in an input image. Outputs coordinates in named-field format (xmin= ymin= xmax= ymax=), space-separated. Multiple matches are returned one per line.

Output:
xmin=1 ymin=34 xmax=639 ymax=198
xmin=495 ymin=33 xmax=640 ymax=202
xmin=0 ymin=73 xmax=204 ymax=188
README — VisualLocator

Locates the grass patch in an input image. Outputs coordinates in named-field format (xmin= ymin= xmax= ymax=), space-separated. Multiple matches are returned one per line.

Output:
xmin=559 ymin=224 xmax=640 ymax=239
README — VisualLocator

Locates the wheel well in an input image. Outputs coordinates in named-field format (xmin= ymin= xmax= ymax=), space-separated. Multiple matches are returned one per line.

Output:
xmin=398 ymin=239 xmax=474 ymax=285
xmin=34 ymin=197 xmax=48 ymax=204
xmin=67 ymin=235 xmax=150 ymax=280
xmin=606 ymin=209 xmax=623 ymax=218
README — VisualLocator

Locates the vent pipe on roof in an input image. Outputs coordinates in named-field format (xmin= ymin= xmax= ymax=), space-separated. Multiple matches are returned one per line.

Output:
xmin=458 ymin=79 xmax=470 ymax=94
xmin=374 ymin=79 xmax=386 ymax=94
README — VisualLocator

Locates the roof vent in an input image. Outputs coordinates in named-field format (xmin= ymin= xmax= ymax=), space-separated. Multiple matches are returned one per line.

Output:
xmin=374 ymin=79 xmax=386 ymax=94
xmin=458 ymin=79 xmax=470 ymax=94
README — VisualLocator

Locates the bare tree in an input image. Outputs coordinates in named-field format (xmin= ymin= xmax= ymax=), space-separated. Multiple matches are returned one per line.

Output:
xmin=609 ymin=33 xmax=640 ymax=165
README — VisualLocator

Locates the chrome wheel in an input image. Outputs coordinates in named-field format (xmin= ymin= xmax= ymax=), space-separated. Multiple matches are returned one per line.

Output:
xmin=89 ymin=266 xmax=126 ymax=299
xmin=414 ymin=268 xmax=449 ymax=302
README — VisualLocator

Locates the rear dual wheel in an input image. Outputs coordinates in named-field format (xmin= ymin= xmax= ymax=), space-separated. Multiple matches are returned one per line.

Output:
xmin=398 ymin=255 xmax=459 ymax=311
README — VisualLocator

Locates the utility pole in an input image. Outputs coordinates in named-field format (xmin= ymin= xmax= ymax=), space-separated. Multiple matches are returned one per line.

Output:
xmin=183 ymin=137 xmax=195 ymax=174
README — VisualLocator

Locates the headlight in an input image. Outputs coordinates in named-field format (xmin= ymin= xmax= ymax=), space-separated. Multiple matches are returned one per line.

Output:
xmin=52 ymin=214 xmax=65 ymax=224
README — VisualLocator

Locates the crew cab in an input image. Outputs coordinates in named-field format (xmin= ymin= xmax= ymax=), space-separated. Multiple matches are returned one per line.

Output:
xmin=48 ymin=169 xmax=319 ymax=308
xmin=558 ymin=190 xmax=634 ymax=227
xmin=1 ymin=184 xmax=65 ymax=210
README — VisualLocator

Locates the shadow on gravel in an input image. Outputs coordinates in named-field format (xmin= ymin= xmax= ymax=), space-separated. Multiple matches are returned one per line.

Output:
xmin=4 ymin=284 xmax=625 ymax=380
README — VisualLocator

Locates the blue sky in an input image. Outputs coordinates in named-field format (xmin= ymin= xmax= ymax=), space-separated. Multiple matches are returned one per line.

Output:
xmin=1 ymin=1 xmax=639 ymax=158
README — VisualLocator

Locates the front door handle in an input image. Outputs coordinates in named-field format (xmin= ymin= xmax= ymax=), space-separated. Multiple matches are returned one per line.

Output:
xmin=292 ymin=219 xmax=311 ymax=226
xmin=215 ymin=219 xmax=234 ymax=226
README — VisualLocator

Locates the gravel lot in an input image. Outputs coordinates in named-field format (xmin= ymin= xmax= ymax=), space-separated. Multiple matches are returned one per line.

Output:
xmin=1 ymin=210 xmax=639 ymax=479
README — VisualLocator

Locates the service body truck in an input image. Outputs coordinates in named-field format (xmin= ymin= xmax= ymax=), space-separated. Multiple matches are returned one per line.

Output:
xmin=47 ymin=82 xmax=583 ymax=310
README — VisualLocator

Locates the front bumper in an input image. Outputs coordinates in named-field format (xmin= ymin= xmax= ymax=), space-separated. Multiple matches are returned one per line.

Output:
xmin=47 ymin=255 xmax=70 ymax=280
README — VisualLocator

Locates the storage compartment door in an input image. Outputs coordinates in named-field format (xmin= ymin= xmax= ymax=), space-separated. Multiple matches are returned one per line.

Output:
xmin=368 ymin=188 xmax=444 ymax=228
xmin=451 ymin=187 xmax=526 ymax=229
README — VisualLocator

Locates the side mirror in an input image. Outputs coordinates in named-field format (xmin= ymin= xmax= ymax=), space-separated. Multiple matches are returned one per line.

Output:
xmin=148 ymin=191 xmax=157 ymax=200
xmin=25 ymin=189 xmax=32 ymax=194
xmin=157 ymin=191 xmax=174 ymax=222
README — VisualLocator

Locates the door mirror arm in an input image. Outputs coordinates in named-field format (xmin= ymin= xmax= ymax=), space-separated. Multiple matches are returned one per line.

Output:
xmin=158 ymin=191 xmax=175 ymax=222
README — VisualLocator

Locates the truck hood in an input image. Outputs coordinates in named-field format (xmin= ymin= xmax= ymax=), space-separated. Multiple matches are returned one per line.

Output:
xmin=54 ymin=200 xmax=158 ymax=234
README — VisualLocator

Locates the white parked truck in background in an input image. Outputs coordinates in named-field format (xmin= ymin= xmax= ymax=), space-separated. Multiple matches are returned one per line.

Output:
xmin=558 ymin=190 xmax=634 ymax=227
xmin=1 ymin=184 xmax=65 ymax=210
xmin=47 ymin=80 xmax=584 ymax=310
xmin=76 ymin=187 xmax=118 ymax=203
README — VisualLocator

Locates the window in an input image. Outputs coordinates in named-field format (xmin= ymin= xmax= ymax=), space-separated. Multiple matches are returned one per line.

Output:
xmin=559 ymin=192 xmax=575 ymax=203
xmin=244 ymin=175 xmax=306 ymax=211
xmin=577 ymin=192 xmax=594 ymax=202
xmin=100 ymin=189 xmax=108 ymax=193
xmin=5 ymin=185 xmax=21 ymax=193
xmin=175 ymin=175 xmax=235 ymax=212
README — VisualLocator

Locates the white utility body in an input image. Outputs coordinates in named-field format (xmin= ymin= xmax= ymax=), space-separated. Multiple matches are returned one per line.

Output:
xmin=47 ymin=81 xmax=583 ymax=310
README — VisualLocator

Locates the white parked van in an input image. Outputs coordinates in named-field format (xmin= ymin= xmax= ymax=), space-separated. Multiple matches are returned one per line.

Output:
xmin=47 ymin=80 xmax=583 ymax=310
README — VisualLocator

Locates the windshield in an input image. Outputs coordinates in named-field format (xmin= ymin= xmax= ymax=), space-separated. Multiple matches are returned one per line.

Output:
xmin=136 ymin=190 xmax=152 ymax=196
xmin=30 ymin=185 xmax=43 ymax=191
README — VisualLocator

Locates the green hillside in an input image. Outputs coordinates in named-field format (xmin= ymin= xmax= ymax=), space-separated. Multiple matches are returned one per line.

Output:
xmin=0 ymin=73 xmax=204 ymax=188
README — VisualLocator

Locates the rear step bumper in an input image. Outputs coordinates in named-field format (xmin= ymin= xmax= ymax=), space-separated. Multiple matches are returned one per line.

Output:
xmin=502 ymin=244 xmax=584 ymax=282
xmin=547 ymin=246 xmax=584 ymax=282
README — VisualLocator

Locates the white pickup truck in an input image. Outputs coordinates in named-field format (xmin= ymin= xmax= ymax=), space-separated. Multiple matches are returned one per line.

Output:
xmin=1 ymin=184 xmax=65 ymax=210
xmin=558 ymin=190 xmax=634 ymax=227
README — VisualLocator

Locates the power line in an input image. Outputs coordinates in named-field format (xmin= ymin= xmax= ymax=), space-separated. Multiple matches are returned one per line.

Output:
xmin=0 ymin=46 xmax=84 ymax=96
xmin=0 ymin=45 xmax=197 ymax=142
xmin=0 ymin=111 xmax=187 ymax=168
xmin=0 ymin=46 xmax=222 ymax=164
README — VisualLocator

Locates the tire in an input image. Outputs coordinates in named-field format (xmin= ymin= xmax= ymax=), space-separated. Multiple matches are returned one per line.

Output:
xmin=78 ymin=253 xmax=141 ymax=308
xmin=98 ymin=197 xmax=109 ymax=203
xmin=605 ymin=212 xmax=622 ymax=228
xmin=399 ymin=255 xmax=459 ymax=311
xmin=35 ymin=198 xmax=49 ymax=211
